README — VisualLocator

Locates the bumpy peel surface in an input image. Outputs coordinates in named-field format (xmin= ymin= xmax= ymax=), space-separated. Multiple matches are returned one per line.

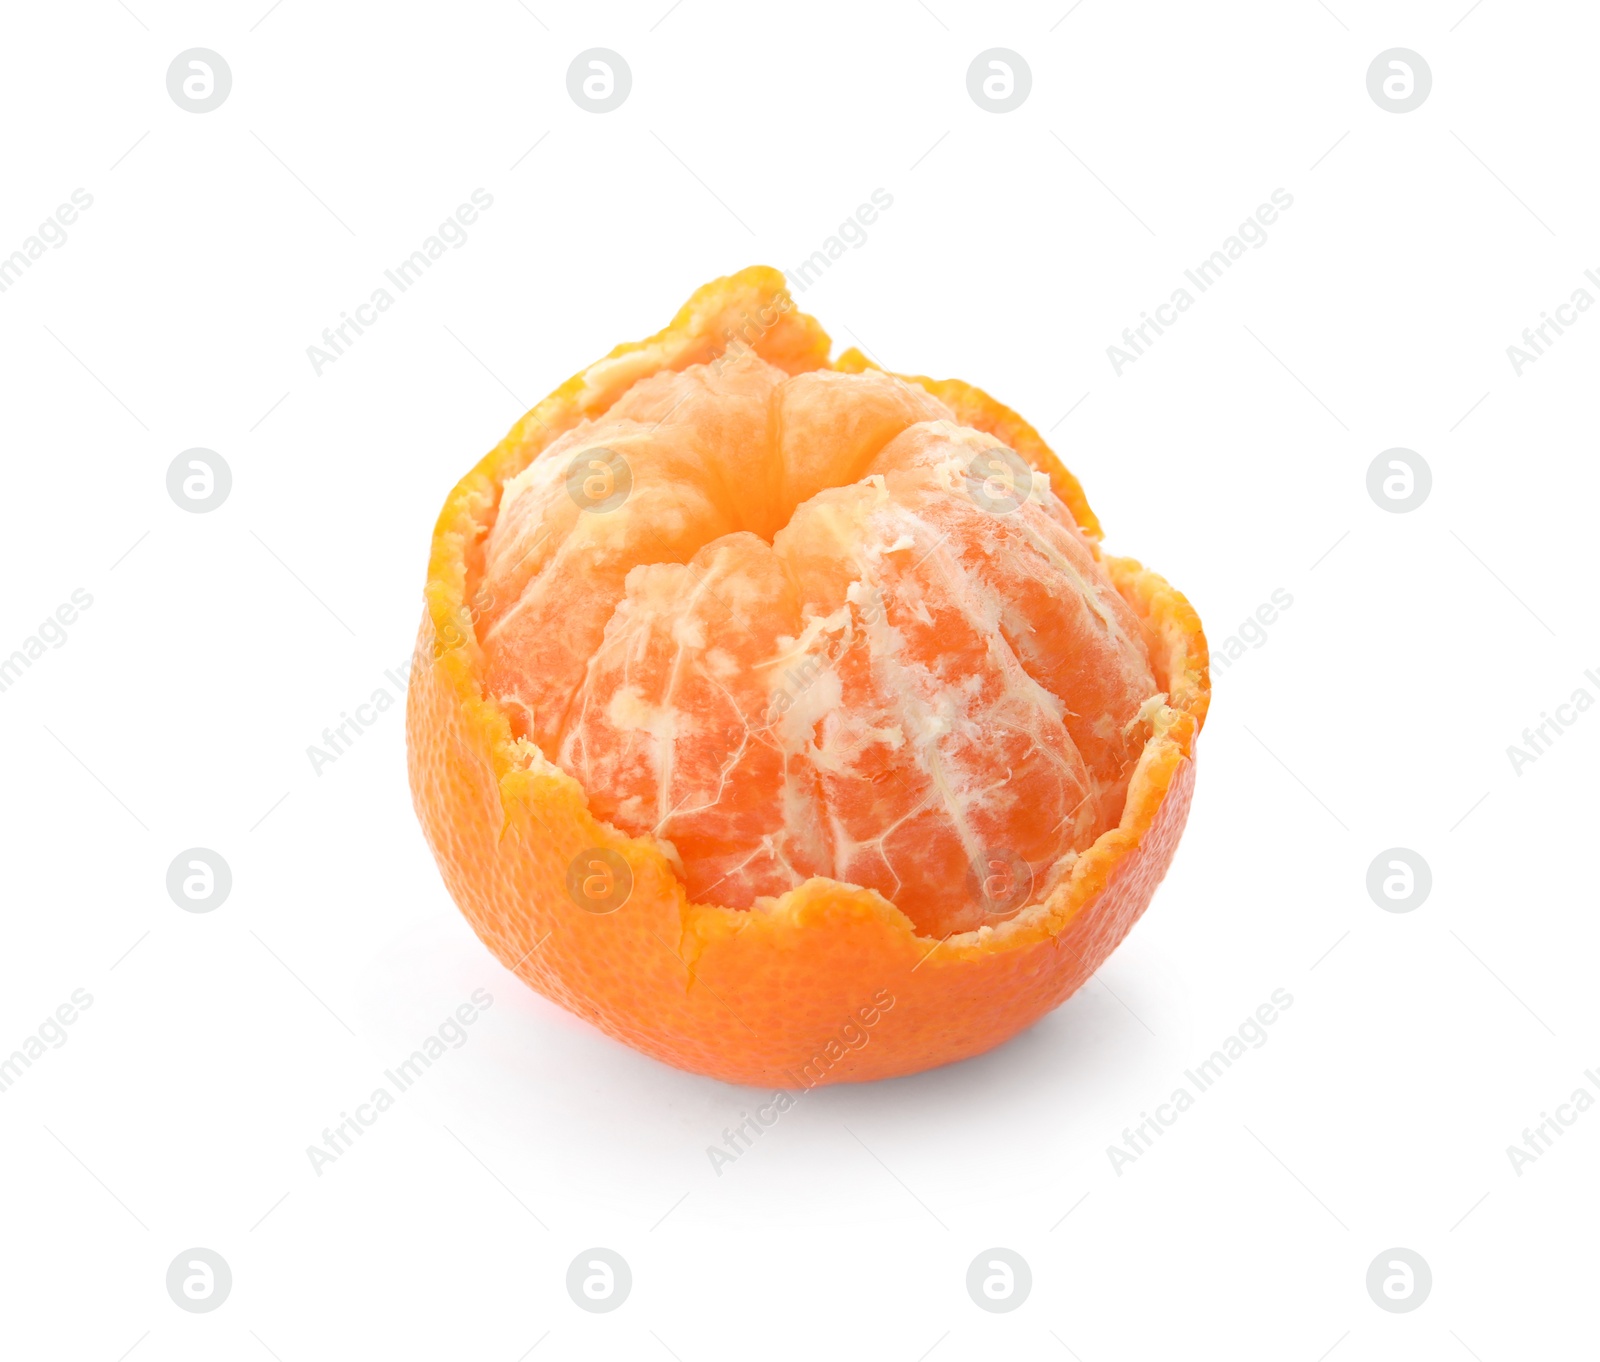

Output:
xmin=408 ymin=267 xmax=1209 ymax=1084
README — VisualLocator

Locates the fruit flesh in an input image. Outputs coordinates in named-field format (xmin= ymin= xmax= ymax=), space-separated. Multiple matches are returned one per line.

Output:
xmin=475 ymin=348 xmax=1157 ymax=937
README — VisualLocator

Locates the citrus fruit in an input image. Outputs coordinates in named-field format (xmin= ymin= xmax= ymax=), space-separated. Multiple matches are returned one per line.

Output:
xmin=407 ymin=267 xmax=1208 ymax=1085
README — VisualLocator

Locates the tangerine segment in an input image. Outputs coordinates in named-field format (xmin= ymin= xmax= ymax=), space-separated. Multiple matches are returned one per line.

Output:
xmin=772 ymin=475 xmax=1098 ymax=934
xmin=559 ymin=532 xmax=828 ymax=911
xmin=408 ymin=266 xmax=1209 ymax=1085
xmin=857 ymin=424 xmax=1158 ymax=831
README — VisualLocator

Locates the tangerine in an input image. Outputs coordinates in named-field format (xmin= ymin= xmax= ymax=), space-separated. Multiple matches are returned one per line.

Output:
xmin=407 ymin=267 xmax=1208 ymax=1085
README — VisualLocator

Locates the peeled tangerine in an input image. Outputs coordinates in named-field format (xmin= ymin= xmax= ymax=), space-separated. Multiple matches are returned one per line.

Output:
xmin=407 ymin=268 xmax=1209 ymax=1085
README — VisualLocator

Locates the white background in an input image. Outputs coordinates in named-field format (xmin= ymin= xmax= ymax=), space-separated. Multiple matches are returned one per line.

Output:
xmin=1 ymin=1 xmax=1595 ymax=1358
